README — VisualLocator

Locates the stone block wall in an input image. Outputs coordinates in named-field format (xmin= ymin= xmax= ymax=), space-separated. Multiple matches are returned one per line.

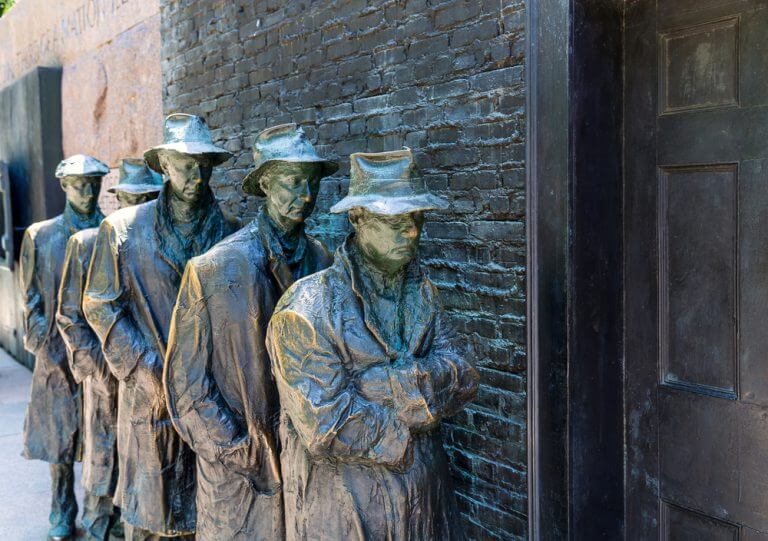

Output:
xmin=161 ymin=0 xmax=526 ymax=538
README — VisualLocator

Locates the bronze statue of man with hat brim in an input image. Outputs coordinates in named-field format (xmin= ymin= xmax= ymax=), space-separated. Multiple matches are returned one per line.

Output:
xmin=164 ymin=123 xmax=338 ymax=540
xmin=57 ymin=158 xmax=162 ymax=541
xmin=107 ymin=157 xmax=165 ymax=206
xmin=83 ymin=114 xmax=235 ymax=540
xmin=20 ymin=154 xmax=108 ymax=541
xmin=267 ymin=148 xmax=479 ymax=541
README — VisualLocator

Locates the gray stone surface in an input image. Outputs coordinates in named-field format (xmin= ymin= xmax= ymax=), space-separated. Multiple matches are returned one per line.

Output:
xmin=0 ymin=348 xmax=84 ymax=540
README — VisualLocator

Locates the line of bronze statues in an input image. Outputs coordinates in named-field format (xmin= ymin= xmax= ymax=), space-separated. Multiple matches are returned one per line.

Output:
xmin=20 ymin=113 xmax=479 ymax=541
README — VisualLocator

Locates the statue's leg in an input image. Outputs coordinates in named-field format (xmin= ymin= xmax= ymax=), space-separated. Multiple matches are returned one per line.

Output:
xmin=48 ymin=463 xmax=77 ymax=540
xmin=109 ymin=506 xmax=124 ymax=538
xmin=123 ymin=524 xmax=155 ymax=541
xmin=81 ymin=492 xmax=114 ymax=540
xmin=123 ymin=524 xmax=193 ymax=541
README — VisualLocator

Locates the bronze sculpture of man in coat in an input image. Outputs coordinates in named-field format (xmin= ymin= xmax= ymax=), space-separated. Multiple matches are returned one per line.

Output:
xmin=267 ymin=148 xmax=479 ymax=540
xmin=83 ymin=114 xmax=234 ymax=540
xmin=57 ymin=158 xmax=163 ymax=541
xmin=20 ymin=154 xmax=108 ymax=541
xmin=164 ymin=123 xmax=338 ymax=540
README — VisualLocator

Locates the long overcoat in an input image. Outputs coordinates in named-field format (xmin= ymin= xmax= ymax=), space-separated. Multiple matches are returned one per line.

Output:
xmin=57 ymin=227 xmax=118 ymax=496
xmin=266 ymin=237 xmax=479 ymax=541
xmin=164 ymin=210 xmax=332 ymax=541
xmin=82 ymin=186 xmax=233 ymax=535
xmin=20 ymin=204 xmax=102 ymax=464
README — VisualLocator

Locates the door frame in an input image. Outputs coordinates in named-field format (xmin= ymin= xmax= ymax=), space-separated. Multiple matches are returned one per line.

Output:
xmin=526 ymin=1 xmax=625 ymax=538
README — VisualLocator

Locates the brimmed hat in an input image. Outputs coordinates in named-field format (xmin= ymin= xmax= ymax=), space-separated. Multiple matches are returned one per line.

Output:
xmin=55 ymin=154 xmax=109 ymax=179
xmin=144 ymin=113 xmax=232 ymax=173
xmin=242 ymin=123 xmax=339 ymax=196
xmin=330 ymin=148 xmax=448 ymax=215
xmin=108 ymin=158 xmax=164 ymax=195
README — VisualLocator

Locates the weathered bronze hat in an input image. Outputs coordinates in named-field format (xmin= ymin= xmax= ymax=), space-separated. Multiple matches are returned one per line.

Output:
xmin=144 ymin=113 xmax=232 ymax=173
xmin=107 ymin=158 xmax=164 ymax=195
xmin=330 ymin=148 xmax=447 ymax=215
xmin=242 ymin=123 xmax=339 ymax=196
xmin=54 ymin=154 xmax=110 ymax=179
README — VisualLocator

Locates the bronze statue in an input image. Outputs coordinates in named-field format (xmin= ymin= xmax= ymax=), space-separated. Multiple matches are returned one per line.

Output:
xmin=164 ymin=124 xmax=338 ymax=540
xmin=20 ymin=154 xmax=108 ymax=541
xmin=107 ymin=157 xmax=165 ymax=206
xmin=57 ymin=159 xmax=162 ymax=541
xmin=266 ymin=148 xmax=479 ymax=540
xmin=82 ymin=114 xmax=234 ymax=540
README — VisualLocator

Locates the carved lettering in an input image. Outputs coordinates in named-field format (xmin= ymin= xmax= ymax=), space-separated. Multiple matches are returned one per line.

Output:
xmin=0 ymin=0 xmax=150 ymax=87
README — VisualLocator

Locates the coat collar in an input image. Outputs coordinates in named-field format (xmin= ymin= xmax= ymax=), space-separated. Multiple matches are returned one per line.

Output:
xmin=154 ymin=183 xmax=229 ymax=276
xmin=337 ymin=235 xmax=435 ymax=359
xmin=256 ymin=208 xmax=309 ymax=293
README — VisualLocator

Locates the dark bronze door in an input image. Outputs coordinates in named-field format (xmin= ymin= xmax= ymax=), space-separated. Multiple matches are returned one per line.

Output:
xmin=625 ymin=0 xmax=768 ymax=539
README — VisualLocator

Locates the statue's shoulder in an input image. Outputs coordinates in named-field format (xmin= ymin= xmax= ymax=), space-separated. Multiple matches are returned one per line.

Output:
xmin=27 ymin=214 xmax=64 ymax=235
xmin=189 ymin=220 xmax=267 ymax=278
xmin=102 ymin=200 xmax=155 ymax=236
xmin=276 ymin=262 xmax=341 ymax=317
xmin=26 ymin=214 xmax=62 ymax=239
xmin=70 ymin=226 xmax=99 ymax=246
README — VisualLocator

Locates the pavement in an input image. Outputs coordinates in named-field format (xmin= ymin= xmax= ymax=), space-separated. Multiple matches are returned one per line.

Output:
xmin=0 ymin=348 xmax=84 ymax=540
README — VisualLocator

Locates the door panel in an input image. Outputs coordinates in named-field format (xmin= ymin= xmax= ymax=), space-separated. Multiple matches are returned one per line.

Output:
xmin=659 ymin=18 xmax=739 ymax=115
xmin=659 ymin=164 xmax=738 ymax=399
xmin=625 ymin=0 xmax=768 ymax=538
xmin=662 ymin=501 xmax=739 ymax=541
xmin=739 ymin=159 xmax=768 ymax=405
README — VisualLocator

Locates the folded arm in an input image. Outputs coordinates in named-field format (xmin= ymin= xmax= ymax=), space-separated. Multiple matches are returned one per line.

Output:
xmin=389 ymin=313 xmax=479 ymax=429
xmin=57 ymin=236 xmax=107 ymax=383
xmin=267 ymin=308 xmax=412 ymax=469
xmin=82 ymin=221 xmax=148 ymax=381
xmin=358 ymin=310 xmax=479 ymax=431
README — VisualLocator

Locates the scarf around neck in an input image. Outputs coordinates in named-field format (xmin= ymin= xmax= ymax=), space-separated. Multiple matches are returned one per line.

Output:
xmin=62 ymin=201 xmax=104 ymax=235
xmin=257 ymin=208 xmax=308 ymax=292
xmin=154 ymin=183 xmax=229 ymax=276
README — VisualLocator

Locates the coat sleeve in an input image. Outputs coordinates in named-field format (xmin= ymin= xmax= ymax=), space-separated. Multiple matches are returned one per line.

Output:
xmin=57 ymin=236 xmax=107 ymax=384
xmin=387 ymin=309 xmax=479 ymax=430
xmin=82 ymin=220 xmax=147 ymax=381
xmin=164 ymin=260 xmax=246 ymax=463
xmin=267 ymin=306 xmax=412 ymax=469
xmin=19 ymin=228 xmax=47 ymax=354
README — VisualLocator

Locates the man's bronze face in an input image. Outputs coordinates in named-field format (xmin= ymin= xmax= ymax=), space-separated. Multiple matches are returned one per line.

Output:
xmin=159 ymin=152 xmax=213 ymax=204
xmin=351 ymin=209 xmax=425 ymax=275
xmin=60 ymin=175 xmax=102 ymax=215
xmin=115 ymin=191 xmax=159 ymax=209
xmin=261 ymin=162 xmax=322 ymax=227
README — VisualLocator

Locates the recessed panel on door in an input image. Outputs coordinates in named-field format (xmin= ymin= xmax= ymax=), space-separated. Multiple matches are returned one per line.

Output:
xmin=659 ymin=164 xmax=738 ymax=399
xmin=660 ymin=17 xmax=739 ymax=114
xmin=662 ymin=501 xmax=739 ymax=541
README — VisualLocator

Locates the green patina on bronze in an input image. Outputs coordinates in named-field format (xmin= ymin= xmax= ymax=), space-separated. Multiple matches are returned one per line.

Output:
xmin=82 ymin=114 xmax=233 ymax=538
xmin=20 ymin=153 xmax=108 ymax=541
xmin=267 ymin=149 xmax=479 ymax=540
xmin=57 ymin=158 xmax=160 ymax=541
xmin=164 ymin=123 xmax=337 ymax=541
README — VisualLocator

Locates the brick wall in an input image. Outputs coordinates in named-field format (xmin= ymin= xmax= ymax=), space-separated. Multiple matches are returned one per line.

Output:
xmin=161 ymin=0 xmax=526 ymax=538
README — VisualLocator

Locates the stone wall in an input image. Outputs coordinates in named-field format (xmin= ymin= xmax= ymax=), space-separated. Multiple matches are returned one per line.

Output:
xmin=0 ymin=0 xmax=163 ymax=215
xmin=161 ymin=0 xmax=526 ymax=538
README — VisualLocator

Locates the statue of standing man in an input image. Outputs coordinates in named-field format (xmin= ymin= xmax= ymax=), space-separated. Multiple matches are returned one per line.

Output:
xmin=57 ymin=159 xmax=163 ymax=540
xmin=267 ymin=148 xmax=479 ymax=540
xmin=83 ymin=114 xmax=234 ymax=540
xmin=20 ymin=154 xmax=108 ymax=541
xmin=164 ymin=123 xmax=338 ymax=540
